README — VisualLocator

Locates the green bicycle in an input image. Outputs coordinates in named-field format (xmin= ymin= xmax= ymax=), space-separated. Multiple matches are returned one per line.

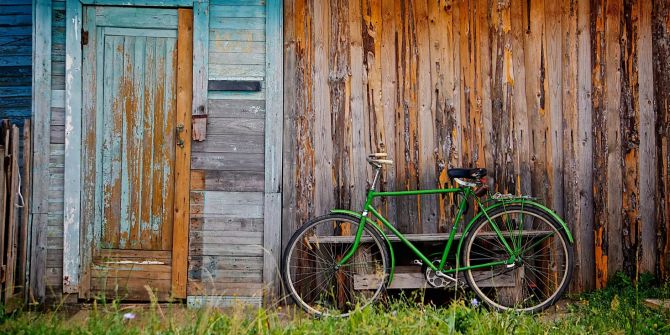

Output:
xmin=282 ymin=153 xmax=574 ymax=316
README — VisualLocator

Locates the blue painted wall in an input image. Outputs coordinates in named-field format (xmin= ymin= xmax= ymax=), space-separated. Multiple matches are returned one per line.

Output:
xmin=0 ymin=0 xmax=33 ymax=126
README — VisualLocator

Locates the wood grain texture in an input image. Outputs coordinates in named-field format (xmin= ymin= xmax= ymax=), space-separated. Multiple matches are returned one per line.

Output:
xmin=282 ymin=0 xmax=666 ymax=291
xmin=653 ymin=0 xmax=670 ymax=281
xmin=30 ymin=0 xmax=52 ymax=303
xmin=173 ymin=8 xmax=194 ymax=299
xmin=263 ymin=0 xmax=282 ymax=301
xmin=192 ymin=1 xmax=209 ymax=141
xmin=62 ymin=0 xmax=82 ymax=294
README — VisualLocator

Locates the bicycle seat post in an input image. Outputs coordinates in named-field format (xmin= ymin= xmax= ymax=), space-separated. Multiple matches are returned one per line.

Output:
xmin=370 ymin=165 xmax=382 ymax=191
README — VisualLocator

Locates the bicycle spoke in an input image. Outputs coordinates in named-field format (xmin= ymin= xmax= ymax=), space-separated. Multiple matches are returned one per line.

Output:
xmin=464 ymin=207 xmax=571 ymax=312
xmin=284 ymin=216 xmax=388 ymax=317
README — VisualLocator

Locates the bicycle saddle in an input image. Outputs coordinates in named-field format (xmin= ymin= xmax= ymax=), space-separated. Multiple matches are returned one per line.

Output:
xmin=447 ymin=168 xmax=487 ymax=179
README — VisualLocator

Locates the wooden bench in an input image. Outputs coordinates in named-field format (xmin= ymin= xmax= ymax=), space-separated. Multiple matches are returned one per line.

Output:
xmin=354 ymin=266 xmax=516 ymax=290
xmin=309 ymin=230 xmax=553 ymax=244
xmin=306 ymin=232 xmax=554 ymax=290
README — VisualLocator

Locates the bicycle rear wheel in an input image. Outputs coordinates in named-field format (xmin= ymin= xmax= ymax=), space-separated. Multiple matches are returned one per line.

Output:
xmin=282 ymin=214 xmax=389 ymax=317
xmin=462 ymin=205 xmax=573 ymax=313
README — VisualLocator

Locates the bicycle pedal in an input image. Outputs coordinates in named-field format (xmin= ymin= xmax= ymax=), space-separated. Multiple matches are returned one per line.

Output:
xmin=412 ymin=259 xmax=423 ymax=266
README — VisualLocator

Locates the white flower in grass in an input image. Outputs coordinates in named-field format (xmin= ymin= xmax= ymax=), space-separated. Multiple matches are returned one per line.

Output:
xmin=123 ymin=313 xmax=136 ymax=320
xmin=470 ymin=298 xmax=479 ymax=307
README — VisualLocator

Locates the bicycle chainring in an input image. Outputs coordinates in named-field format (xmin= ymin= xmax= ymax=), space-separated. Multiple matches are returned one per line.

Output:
xmin=424 ymin=260 xmax=457 ymax=288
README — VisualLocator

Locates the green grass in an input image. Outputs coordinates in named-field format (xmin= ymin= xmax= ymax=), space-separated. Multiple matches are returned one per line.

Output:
xmin=1 ymin=273 xmax=668 ymax=335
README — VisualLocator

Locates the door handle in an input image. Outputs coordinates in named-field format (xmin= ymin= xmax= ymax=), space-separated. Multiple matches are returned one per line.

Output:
xmin=176 ymin=123 xmax=185 ymax=148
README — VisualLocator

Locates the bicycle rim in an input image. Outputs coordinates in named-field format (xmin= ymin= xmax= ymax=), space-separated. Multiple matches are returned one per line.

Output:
xmin=464 ymin=207 xmax=572 ymax=312
xmin=283 ymin=215 xmax=388 ymax=317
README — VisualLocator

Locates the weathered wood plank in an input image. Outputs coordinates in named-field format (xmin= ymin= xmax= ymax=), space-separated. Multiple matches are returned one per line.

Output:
xmin=94 ymin=7 xmax=178 ymax=29
xmin=190 ymin=169 xmax=263 ymax=192
xmin=30 ymin=0 xmax=52 ymax=303
xmin=575 ymin=0 xmax=594 ymax=291
xmin=172 ymin=8 xmax=194 ymax=299
xmin=62 ymin=0 xmax=82 ymax=294
xmin=191 ymin=152 xmax=264 ymax=171
xmin=189 ymin=217 xmax=263 ymax=232
xmin=652 ymin=0 xmax=670 ymax=281
xmin=354 ymin=271 xmax=515 ymax=290
xmin=192 ymin=1 xmax=209 ymax=141
xmin=637 ymin=0 xmax=656 ymax=275
xmin=19 ymin=120 xmax=31 ymax=302
xmin=206 ymin=117 xmax=264 ymax=135
xmin=191 ymin=134 xmax=263 ymax=153
xmin=208 ymin=99 xmax=265 ymax=118
xmin=190 ymin=191 xmax=263 ymax=218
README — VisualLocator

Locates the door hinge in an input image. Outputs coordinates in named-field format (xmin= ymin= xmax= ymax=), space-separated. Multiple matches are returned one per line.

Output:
xmin=81 ymin=29 xmax=89 ymax=46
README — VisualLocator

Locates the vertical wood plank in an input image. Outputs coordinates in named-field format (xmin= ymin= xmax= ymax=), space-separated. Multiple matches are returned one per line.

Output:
xmin=605 ymin=0 xmax=624 ymax=283
xmin=544 ymin=0 xmax=564 ymax=217
xmin=510 ymin=0 xmax=531 ymax=197
xmin=263 ymin=0 xmax=283 ymax=301
xmin=349 ymin=0 xmax=366 ymax=212
xmin=313 ymin=0 xmax=334 ymax=215
xmin=30 ymin=0 xmax=52 ymax=303
xmin=19 ymin=120 xmax=32 ymax=301
xmin=5 ymin=126 xmax=20 ymax=305
xmin=380 ymin=0 xmax=397 ymax=227
xmin=415 ymin=0 xmax=436 ymax=234
xmin=620 ymin=0 xmax=641 ymax=278
xmin=652 ymin=0 xmax=670 ymax=281
xmin=172 ymin=8 xmax=193 ymax=299
xmin=637 ymin=0 xmax=656 ymax=274
xmin=192 ymin=0 xmax=209 ymax=141
xmin=591 ymin=0 xmax=608 ymax=288
xmin=330 ymin=0 xmax=351 ymax=213
xmin=62 ymin=0 xmax=82 ymax=294
xmin=281 ymin=0 xmax=298 ymax=254
xmin=139 ymin=37 xmax=156 ymax=250
xmin=561 ymin=0 xmax=581 ymax=289
xmin=79 ymin=5 xmax=97 ymax=298
xmin=160 ymin=37 xmax=177 ymax=250
xmin=575 ymin=0 xmax=594 ymax=291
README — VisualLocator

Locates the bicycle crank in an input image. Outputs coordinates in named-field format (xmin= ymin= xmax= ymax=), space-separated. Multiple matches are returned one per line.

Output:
xmin=424 ymin=260 xmax=458 ymax=288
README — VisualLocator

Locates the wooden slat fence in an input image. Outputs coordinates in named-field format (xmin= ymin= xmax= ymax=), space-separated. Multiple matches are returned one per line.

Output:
xmin=282 ymin=0 xmax=670 ymax=292
xmin=0 ymin=119 xmax=31 ymax=310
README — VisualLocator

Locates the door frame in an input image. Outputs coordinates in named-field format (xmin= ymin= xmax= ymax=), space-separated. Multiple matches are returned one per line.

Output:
xmin=62 ymin=0 xmax=207 ymax=299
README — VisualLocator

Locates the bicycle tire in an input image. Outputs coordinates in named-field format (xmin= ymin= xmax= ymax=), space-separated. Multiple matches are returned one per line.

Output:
xmin=282 ymin=214 xmax=390 ymax=317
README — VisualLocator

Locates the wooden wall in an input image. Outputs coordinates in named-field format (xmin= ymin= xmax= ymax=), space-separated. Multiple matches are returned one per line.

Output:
xmin=46 ymin=0 xmax=66 ymax=301
xmin=282 ymin=0 xmax=670 ymax=292
xmin=44 ymin=0 xmax=269 ymax=305
xmin=187 ymin=0 xmax=267 ymax=306
xmin=0 ymin=0 xmax=32 ymax=126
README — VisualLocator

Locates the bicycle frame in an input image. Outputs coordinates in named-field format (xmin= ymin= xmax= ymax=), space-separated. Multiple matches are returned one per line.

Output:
xmin=333 ymin=169 xmax=574 ymax=285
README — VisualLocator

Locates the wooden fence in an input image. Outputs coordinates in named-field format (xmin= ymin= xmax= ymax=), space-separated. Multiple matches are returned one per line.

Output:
xmin=0 ymin=119 xmax=31 ymax=310
xmin=281 ymin=0 xmax=670 ymax=292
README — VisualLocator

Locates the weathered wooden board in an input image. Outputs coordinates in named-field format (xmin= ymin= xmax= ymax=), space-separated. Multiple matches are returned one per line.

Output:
xmin=191 ymin=170 xmax=264 ymax=192
xmin=190 ymin=191 xmax=264 ymax=218
xmin=30 ymin=0 xmax=53 ymax=303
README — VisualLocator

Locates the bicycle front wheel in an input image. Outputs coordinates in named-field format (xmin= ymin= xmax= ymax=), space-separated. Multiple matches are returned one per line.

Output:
xmin=282 ymin=214 xmax=389 ymax=317
xmin=463 ymin=205 xmax=573 ymax=313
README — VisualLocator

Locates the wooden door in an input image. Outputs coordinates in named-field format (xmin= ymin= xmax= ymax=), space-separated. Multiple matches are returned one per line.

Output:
xmin=81 ymin=6 xmax=191 ymax=301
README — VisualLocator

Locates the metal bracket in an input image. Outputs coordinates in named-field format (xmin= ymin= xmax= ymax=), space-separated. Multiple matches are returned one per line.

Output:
xmin=176 ymin=123 xmax=185 ymax=148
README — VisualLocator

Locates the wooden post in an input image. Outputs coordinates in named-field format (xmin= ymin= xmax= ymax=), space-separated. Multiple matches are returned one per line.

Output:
xmin=263 ymin=0 xmax=283 ymax=302
xmin=172 ymin=8 xmax=194 ymax=300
